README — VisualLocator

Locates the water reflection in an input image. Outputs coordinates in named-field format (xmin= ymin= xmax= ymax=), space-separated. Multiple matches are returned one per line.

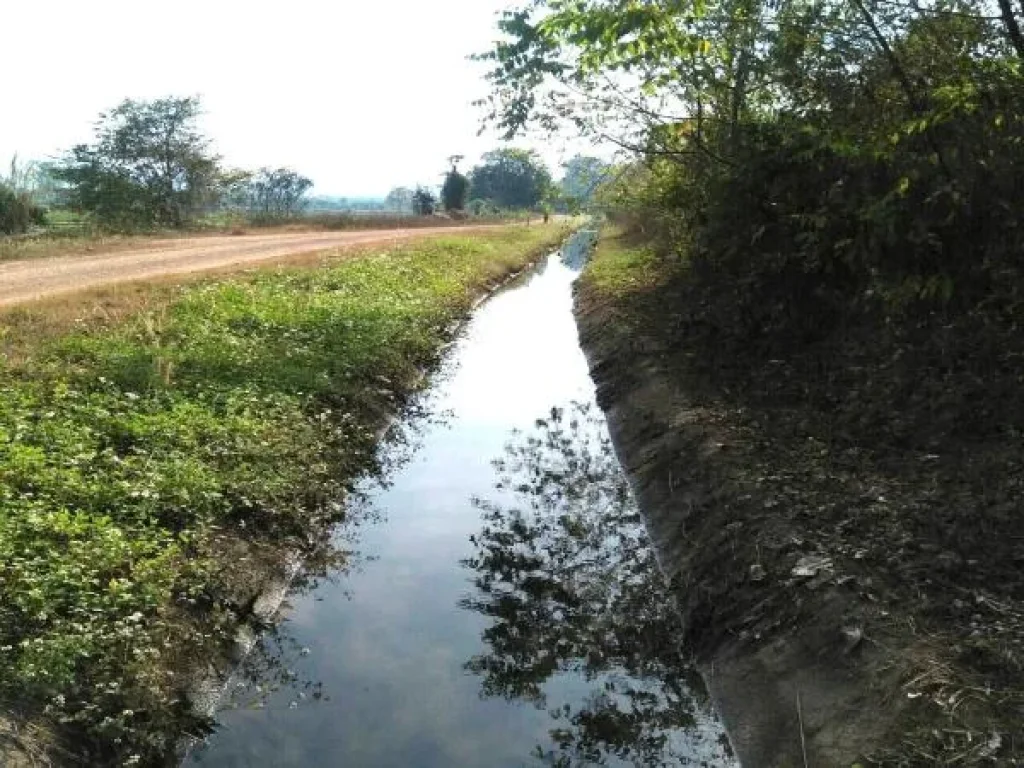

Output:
xmin=559 ymin=229 xmax=597 ymax=271
xmin=222 ymin=625 xmax=328 ymax=712
xmin=187 ymin=378 xmax=446 ymax=729
xmin=190 ymin=236 xmax=732 ymax=767
xmin=185 ymin=499 xmax=378 ymax=761
xmin=461 ymin=403 xmax=734 ymax=767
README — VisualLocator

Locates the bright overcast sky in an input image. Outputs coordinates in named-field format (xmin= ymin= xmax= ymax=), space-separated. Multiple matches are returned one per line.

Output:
xmin=2 ymin=0 xmax=598 ymax=197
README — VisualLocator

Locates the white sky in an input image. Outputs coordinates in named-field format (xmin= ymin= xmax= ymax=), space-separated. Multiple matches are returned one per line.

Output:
xmin=2 ymin=0 xmax=598 ymax=197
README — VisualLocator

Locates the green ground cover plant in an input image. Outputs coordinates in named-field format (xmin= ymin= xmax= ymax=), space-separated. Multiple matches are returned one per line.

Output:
xmin=0 ymin=223 xmax=568 ymax=765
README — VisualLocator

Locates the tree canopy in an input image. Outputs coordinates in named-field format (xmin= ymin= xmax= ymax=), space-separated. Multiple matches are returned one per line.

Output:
xmin=479 ymin=0 xmax=1024 ymax=333
xmin=385 ymin=186 xmax=415 ymax=213
xmin=51 ymin=96 xmax=220 ymax=229
xmin=441 ymin=156 xmax=470 ymax=212
xmin=468 ymin=148 xmax=552 ymax=210
xmin=559 ymin=155 xmax=610 ymax=209
xmin=240 ymin=167 xmax=313 ymax=219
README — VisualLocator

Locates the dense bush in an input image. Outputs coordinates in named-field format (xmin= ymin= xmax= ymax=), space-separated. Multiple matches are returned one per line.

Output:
xmin=0 ymin=184 xmax=46 ymax=235
xmin=481 ymin=0 xmax=1024 ymax=349
xmin=411 ymin=186 xmax=437 ymax=216
xmin=441 ymin=167 xmax=470 ymax=212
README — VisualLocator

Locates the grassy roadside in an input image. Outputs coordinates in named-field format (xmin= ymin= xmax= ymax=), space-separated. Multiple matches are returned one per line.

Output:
xmin=577 ymin=227 xmax=1023 ymax=765
xmin=0 ymin=214 xmax=538 ymax=263
xmin=0 ymin=232 xmax=156 ymax=264
xmin=0 ymin=223 xmax=570 ymax=765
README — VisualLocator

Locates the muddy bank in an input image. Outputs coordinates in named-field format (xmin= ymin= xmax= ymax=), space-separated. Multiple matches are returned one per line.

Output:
xmin=573 ymin=273 xmax=901 ymax=766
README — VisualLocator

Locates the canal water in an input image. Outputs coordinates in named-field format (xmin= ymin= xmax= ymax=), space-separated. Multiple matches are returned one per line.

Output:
xmin=188 ymin=232 xmax=733 ymax=767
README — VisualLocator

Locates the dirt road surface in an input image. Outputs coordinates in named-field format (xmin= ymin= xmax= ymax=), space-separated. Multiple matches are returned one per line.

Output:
xmin=0 ymin=226 xmax=508 ymax=308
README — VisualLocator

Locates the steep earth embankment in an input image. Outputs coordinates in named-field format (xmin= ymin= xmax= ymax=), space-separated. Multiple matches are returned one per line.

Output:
xmin=574 ymin=275 xmax=893 ymax=767
xmin=572 ymin=231 xmax=1023 ymax=766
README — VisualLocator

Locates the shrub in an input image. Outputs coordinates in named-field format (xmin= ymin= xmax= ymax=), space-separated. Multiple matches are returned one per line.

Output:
xmin=441 ymin=168 xmax=469 ymax=212
xmin=0 ymin=184 xmax=46 ymax=235
xmin=412 ymin=187 xmax=437 ymax=216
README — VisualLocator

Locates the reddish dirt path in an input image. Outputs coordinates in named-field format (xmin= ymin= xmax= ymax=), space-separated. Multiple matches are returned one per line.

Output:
xmin=0 ymin=226 xmax=508 ymax=308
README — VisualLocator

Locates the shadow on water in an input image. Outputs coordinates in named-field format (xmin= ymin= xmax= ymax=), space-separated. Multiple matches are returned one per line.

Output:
xmin=461 ymin=402 xmax=734 ymax=767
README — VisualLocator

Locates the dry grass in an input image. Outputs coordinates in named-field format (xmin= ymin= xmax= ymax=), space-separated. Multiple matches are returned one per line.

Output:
xmin=875 ymin=613 xmax=1024 ymax=765
xmin=0 ymin=233 xmax=163 ymax=263
xmin=0 ymin=716 xmax=62 ymax=767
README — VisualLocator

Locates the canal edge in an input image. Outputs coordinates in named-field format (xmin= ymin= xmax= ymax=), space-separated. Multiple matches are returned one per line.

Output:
xmin=179 ymin=224 xmax=587 ymax=762
xmin=570 ymin=245 xmax=895 ymax=767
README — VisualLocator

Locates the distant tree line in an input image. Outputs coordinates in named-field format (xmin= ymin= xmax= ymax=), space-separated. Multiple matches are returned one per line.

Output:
xmin=2 ymin=93 xmax=609 ymax=235
xmin=223 ymin=167 xmax=313 ymax=221
xmin=385 ymin=149 xmax=609 ymax=217
xmin=0 ymin=96 xmax=314 ymax=233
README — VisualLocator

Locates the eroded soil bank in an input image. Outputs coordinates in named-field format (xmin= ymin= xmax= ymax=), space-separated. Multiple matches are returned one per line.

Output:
xmin=573 ymin=230 xmax=1024 ymax=766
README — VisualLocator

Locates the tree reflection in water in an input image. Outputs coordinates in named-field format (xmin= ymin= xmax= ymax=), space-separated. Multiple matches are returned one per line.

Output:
xmin=461 ymin=403 xmax=733 ymax=767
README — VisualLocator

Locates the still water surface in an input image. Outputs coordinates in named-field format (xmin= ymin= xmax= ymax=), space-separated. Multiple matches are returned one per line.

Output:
xmin=189 ymin=233 xmax=733 ymax=766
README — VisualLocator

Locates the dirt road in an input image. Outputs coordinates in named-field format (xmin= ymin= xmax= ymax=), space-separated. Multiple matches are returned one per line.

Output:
xmin=0 ymin=226 xmax=507 ymax=308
